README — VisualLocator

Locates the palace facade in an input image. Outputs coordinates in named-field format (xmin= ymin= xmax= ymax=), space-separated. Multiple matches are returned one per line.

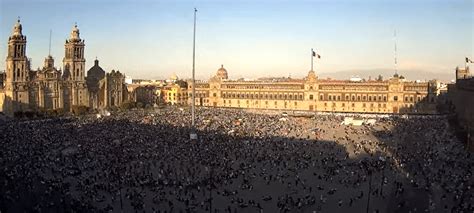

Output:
xmin=188 ymin=65 xmax=441 ymax=114
xmin=0 ymin=19 xmax=127 ymax=115
xmin=448 ymin=66 xmax=474 ymax=150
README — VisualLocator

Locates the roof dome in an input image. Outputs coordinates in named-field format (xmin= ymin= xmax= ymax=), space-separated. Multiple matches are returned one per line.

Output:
xmin=70 ymin=23 xmax=81 ymax=41
xmin=216 ymin=64 xmax=228 ymax=79
xmin=170 ymin=73 xmax=179 ymax=81
xmin=12 ymin=18 xmax=23 ymax=37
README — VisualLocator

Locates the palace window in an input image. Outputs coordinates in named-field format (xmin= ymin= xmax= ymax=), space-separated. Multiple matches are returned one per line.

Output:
xmin=320 ymin=95 xmax=324 ymax=101
xmin=405 ymin=96 xmax=409 ymax=102
xmin=337 ymin=96 xmax=341 ymax=101
xmin=352 ymin=96 xmax=355 ymax=101
xmin=329 ymin=96 xmax=332 ymax=101
xmin=383 ymin=96 xmax=387 ymax=101
xmin=410 ymin=97 xmax=413 ymax=102
xmin=299 ymin=94 xmax=303 ymax=100
xmin=363 ymin=96 xmax=367 ymax=101
xmin=394 ymin=96 xmax=398 ymax=101
xmin=345 ymin=95 xmax=349 ymax=101
xmin=309 ymin=95 xmax=314 ymax=100
xmin=368 ymin=96 xmax=372 ymax=101
xmin=357 ymin=96 xmax=361 ymax=101
xmin=363 ymin=103 xmax=366 ymax=107
xmin=342 ymin=103 xmax=345 ymax=107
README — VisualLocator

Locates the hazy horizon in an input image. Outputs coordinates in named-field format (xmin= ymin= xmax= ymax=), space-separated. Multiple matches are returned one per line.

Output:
xmin=0 ymin=0 xmax=472 ymax=81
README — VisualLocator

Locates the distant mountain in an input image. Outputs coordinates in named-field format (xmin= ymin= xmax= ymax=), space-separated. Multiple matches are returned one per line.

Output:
xmin=318 ymin=69 xmax=455 ymax=82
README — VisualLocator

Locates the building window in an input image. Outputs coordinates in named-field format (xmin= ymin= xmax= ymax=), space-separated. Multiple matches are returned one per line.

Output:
xmin=309 ymin=95 xmax=313 ymax=100
xmin=320 ymin=95 xmax=324 ymax=101
xmin=394 ymin=96 xmax=398 ymax=101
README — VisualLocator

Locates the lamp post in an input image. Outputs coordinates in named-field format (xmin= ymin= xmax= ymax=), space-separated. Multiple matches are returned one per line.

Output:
xmin=190 ymin=8 xmax=198 ymax=140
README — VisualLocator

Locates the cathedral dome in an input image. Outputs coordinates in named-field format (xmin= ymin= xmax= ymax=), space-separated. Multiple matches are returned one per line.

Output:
xmin=216 ymin=64 xmax=228 ymax=80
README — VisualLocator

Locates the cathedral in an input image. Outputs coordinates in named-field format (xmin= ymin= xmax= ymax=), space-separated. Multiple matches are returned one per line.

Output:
xmin=0 ymin=18 xmax=127 ymax=115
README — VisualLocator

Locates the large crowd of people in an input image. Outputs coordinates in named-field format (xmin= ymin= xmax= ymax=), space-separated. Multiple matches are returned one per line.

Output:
xmin=0 ymin=107 xmax=473 ymax=212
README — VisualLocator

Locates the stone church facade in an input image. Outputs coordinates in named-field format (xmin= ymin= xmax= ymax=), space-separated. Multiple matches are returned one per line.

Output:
xmin=0 ymin=19 xmax=127 ymax=115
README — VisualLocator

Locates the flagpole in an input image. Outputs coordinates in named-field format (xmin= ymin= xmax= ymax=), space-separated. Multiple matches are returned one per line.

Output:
xmin=190 ymin=8 xmax=198 ymax=140
xmin=311 ymin=48 xmax=314 ymax=71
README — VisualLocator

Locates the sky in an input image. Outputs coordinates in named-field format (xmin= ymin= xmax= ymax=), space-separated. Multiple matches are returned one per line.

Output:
xmin=0 ymin=0 xmax=473 ymax=80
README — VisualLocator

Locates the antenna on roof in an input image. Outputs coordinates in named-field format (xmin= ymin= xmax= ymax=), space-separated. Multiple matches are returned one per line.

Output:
xmin=394 ymin=29 xmax=398 ymax=76
xmin=48 ymin=29 xmax=52 ymax=56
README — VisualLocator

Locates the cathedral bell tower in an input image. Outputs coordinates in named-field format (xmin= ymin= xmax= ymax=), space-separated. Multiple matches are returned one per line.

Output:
xmin=4 ymin=18 xmax=30 ymax=113
xmin=63 ymin=23 xmax=85 ymax=81
xmin=62 ymin=23 xmax=88 ymax=109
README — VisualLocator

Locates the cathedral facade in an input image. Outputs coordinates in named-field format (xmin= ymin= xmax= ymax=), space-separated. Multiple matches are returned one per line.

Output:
xmin=0 ymin=19 xmax=126 ymax=115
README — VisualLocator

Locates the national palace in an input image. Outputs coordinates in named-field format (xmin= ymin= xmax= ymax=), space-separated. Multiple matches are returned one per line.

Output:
xmin=188 ymin=65 xmax=442 ymax=114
